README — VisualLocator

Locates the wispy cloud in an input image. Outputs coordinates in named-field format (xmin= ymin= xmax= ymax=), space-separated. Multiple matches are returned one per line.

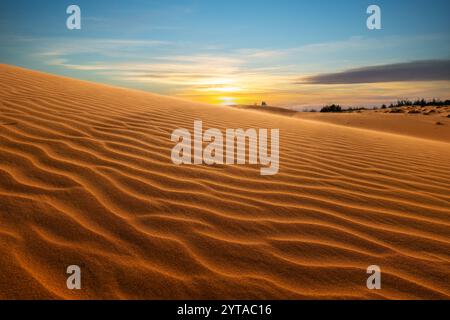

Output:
xmin=9 ymin=33 xmax=449 ymax=106
xmin=38 ymin=38 xmax=173 ymax=58
xmin=302 ymin=59 xmax=450 ymax=84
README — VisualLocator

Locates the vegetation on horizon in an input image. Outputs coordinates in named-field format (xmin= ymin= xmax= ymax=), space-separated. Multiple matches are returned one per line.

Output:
xmin=318 ymin=98 xmax=450 ymax=113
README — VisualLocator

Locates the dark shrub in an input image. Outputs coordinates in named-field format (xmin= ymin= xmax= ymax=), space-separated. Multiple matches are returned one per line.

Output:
xmin=320 ymin=104 xmax=342 ymax=113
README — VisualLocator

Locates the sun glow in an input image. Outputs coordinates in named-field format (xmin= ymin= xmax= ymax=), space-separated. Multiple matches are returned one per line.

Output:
xmin=219 ymin=96 xmax=237 ymax=105
xmin=198 ymin=86 xmax=242 ymax=93
xmin=186 ymin=78 xmax=248 ymax=105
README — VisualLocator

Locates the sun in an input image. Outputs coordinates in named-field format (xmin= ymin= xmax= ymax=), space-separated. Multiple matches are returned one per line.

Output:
xmin=219 ymin=96 xmax=237 ymax=106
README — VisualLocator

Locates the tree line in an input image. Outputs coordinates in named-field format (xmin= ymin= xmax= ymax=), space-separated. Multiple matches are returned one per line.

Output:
xmin=319 ymin=99 xmax=450 ymax=113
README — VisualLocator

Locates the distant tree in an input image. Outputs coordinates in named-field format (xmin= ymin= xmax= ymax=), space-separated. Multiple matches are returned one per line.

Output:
xmin=388 ymin=98 xmax=449 ymax=108
xmin=261 ymin=101 xmax=267 ymax=107
xmin=320 ymin=104 xmax=342 ymax=113
xmin=311 ymin=98 xmax=449 ymax=113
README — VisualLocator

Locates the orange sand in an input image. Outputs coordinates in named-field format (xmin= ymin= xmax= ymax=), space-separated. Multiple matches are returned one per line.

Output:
xmin=296 ymin=111 xmax=450 ymax=143
xmin=0 ymin=65 xmax=449 ymax=299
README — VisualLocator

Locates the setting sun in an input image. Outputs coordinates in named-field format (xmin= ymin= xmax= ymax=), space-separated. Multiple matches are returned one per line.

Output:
xmin=218 ymin=96 xmax=237 ymax=105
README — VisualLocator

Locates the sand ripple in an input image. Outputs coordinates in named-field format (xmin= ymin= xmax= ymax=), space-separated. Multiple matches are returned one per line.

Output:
xmin=0 ymin=65 xmax=449 ymax=299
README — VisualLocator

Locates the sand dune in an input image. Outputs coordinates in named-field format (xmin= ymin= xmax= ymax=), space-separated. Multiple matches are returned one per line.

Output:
xmin=296 ymin=111 xmax=450 ymax=143
xmin=0 ymin=64 xmax=449 ymax=299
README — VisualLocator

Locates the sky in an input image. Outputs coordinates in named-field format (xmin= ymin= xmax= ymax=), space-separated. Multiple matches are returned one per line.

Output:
xmin=0 ymin=0 xmax=449 ymax=109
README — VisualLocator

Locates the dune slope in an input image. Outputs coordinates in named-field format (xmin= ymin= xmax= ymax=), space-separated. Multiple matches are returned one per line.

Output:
xmin=295 ymin=112 xmax=450 ymax=143
xmin=0 ymin=64 xmax=449 ymax=299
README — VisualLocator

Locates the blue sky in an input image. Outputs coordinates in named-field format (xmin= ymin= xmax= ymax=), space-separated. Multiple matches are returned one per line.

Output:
xmin=1 ymin=0 xmax=449 ymax=107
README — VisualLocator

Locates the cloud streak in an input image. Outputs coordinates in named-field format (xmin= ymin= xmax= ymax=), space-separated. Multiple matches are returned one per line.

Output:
xmin=12 ymin=34 xmax=449 ymax=106
xmin=302 ymin=60 xmax=450 ymax=84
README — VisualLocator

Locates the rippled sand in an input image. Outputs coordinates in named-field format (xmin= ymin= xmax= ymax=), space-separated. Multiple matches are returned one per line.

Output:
xmin=0 ymin=65 xmax=449 ymax=299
